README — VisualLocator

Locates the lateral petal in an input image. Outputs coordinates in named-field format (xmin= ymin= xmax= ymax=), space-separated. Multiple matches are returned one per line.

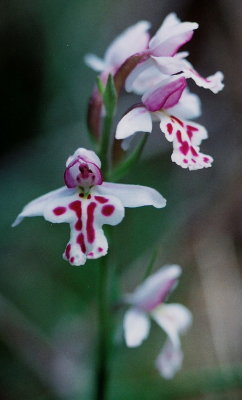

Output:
xmin=115 ymin=106 xmax=152 ymax=139
xmin=125 ymin=265 xmax=182 ymax=311
xmin=142 ymin=76 xmax=186 ymax=112
xmin=123 ymin=308 xmax=151 ymax=347
xmin=84 ymin=54 xmax=106 ymax=72
xmin=12 ymin=187 xmax=74 ymax=227
xmin=104 ymin=21 xmax=151 ymax=69
xmin=149 ymin=13 xmax=198 ymax=57
xmin=96 ymin=182 xmax=166 ymax=209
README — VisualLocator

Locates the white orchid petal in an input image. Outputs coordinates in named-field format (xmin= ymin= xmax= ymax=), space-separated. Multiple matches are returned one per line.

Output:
xmin=151 ymin=55 xmax=186 ymax=75
xmin=124 ymin=308 xmax=150 ymax=347
xmin=156 ymin=339 xmax=183 ymax=379
xmin=115 ymin=107 xmax=152 ymax=140
xmin=125 ymin=58 xmax=159 ymax=94
xmin=142 ymin=76 xmax=186 ymax=112
xmin=166 ymin=89 xmax=201 ymax=120
xmin=152 ymin=303 xmax=192 ymax=347
xmin=84 ymin=53 xmax=106 ymax=72
xmin=149 ymin=14 xmax=198 ymax=57
xmin=158 ymin=112 xmax=213 ymax=170
xmin=104 ymin=21 xmax=151 ymax=69
xmin=13 ymin=186 xmax=125 ymax=266
xmin=125 ymin=265 xmax=182 ymax=311
xmin=184 ymin=68 xmax=224 ymax=93
xmin=96 ymin=182 xmax=166 ymax=209
xmin=12 ymin=187 xmax=74 ymax=227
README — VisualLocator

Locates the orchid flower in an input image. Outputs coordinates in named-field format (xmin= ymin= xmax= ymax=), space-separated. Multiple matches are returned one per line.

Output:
xmin=123 ymin=264 xmax=192 ymax=379
xmin=84 ymin=21 xmax=150 ymax=80
xmin=125 ymin=13 xmax=224 ymax=95
xmin=12 ymin=148 xmax=166 ymax=266
xmin=116 ymin=76 xmax=213 ymax=170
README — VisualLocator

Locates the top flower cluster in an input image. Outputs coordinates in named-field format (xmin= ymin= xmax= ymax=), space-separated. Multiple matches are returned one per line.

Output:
xmin=86 ymin=13 xmax=224 ymax=170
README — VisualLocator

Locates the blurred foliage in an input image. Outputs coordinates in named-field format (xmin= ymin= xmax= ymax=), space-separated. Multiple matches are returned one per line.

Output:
xmin=0 ymin=0 xmax=242 ymax=399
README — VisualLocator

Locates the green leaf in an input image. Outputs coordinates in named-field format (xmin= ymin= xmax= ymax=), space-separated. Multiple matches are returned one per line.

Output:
xmin=109 ymin=133 xmax=148 ymax=182
xmin=103 ymin=74 xmax=117 ymax=117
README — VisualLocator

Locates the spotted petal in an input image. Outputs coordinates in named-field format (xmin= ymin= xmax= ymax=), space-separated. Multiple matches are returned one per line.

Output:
xmin=125 ymin=265 xmax=182 ymax=311
xmin=155 ymin=339 xmax=183 ymax=379
xmin=96 ymin=182 xmax=166 ymax=209
xmin=13 ymin=187 xmax=125 ymax=266
xmin=183 ymin=68 xmax=224 ymax=94
xmin=152 ymin=54 xmax=224 ymax=94
xmin=158 ymin=112 xmax=213 ymax=170
xmin=12 ymin=187 xmax=74 ymax=227
xmin=123 ymin=308 xmax=151 ymax=347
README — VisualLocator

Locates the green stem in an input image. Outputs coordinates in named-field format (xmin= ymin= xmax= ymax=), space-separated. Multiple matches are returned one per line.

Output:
xmin=94 ymin=255 xmax=111 ymax=400
xmin=99 ymin=114 xmax=113 ymax=177
xmin=109 ymin=133 xmax=148 ymax=182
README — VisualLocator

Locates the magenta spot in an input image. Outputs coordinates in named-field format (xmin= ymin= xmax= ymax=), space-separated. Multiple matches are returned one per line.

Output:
xmin=191 ymin=147 xmax=198 ymax=157
xmin=77 ymin=233 xmax=86 ymax=253
xmin=191 ymin=158 xmax=196 ymax=163
xmin=166 ymin=123 xmax=173 ymax=134
xmin=176 ymin=130 xmax=182 ymax=143
xmin=75 ymin=220 xmax=82 ymax=231
xmin=171 ymin=115 xmax=184 ymax=127
xmin=98 ymin=247 xmax=103 ymax=252
xmin=186 ymin=124 xmax=198 ymax=132
xmin=183 ymin=159 xmax=188 ymax=164
xmin=180 ymin=141 xmax=189 ymax=155
xmin=79 ymin=193 xmax=84 ymax=198
xmin=94 ymin=196 xmax=108 ymax=204
xmin=88 ymin=252 xmax=94 ymax=257
xmin=70 ymin=256 xmax=74 ymax=263
xmin=65 ymin=244 xmax=71 ymax=260
xmin=186 ymin=124 xmax=198 ymax=140
xmin=53 ymin=207 xmax=66 ymax=216
xmin=203 ymin=157 xmax=209 ymax=163
xmin=69 ymin=200 xmax=82 ymax=218
xmin=102 ymin=204 xmax=115 ymax=216
xmin=87 ymin=194 xmax=91 ymax=199
xmin=87 ymin=202 xmax=97 ymax=243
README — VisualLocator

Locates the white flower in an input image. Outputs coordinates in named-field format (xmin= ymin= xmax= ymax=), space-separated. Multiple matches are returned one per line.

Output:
xmin=84 ymin=21 xmax=150 ymax=77
xmin=12 ymin=148 xmax=166 ymax=266
xmin=116 ymin=76 xmax=213 ymax=170
xmin=123 ymin=265 xmax=192 ymax=378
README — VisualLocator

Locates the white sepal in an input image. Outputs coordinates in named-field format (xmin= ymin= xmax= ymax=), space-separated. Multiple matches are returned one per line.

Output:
xmin=12 ymin=187 xmax=74 ymax=227
xmin=123 ymin=308 xmax=151 ymax=347
xmin=96 ymin=182 xmax=166 ymax=209
xmin=115 ymin=106 xmax=152 ymax=139
xmin=125 ymin=265 xmax=181 ymax=311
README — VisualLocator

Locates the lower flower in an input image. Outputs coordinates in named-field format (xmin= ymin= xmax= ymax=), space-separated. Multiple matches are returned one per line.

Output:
xmin=12 ymin=148 xmax=166 ymax=266
xmin=123 ymin=264 xmax=192 ymax=378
